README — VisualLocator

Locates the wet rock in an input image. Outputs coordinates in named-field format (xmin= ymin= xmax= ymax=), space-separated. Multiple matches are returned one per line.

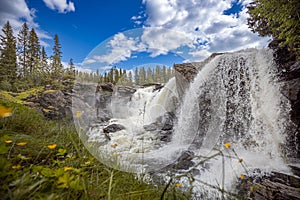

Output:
xmin=174 ymin=53 xmax=223 ymax=100
xmin=103 ymin=124 xmax=125 ymax=133
xmin=237 ymin=169 xmax=300 ymax=200
xmin=144 ymin=112 xmax=176 ymax=142
xmin=158 ymin=130 xmax=173 ymax=142
xmin=161 ymin=112 xmax=175 ymax=131
xmin=164 ymin=150 xmax=195 ymax=171
xmin=143 ymin=123 xmax=158 ymax=131
xmin=114 ymin=85 xmax=136 ymax=97
xmin=98 ymin=83 xmax=114 ymax=93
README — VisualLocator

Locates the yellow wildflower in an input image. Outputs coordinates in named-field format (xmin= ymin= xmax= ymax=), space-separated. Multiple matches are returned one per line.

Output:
xmin=47 ymin=144 xmax=57 ymax=150
xmin=224 ymin=142 xmax=231 ymax=149
xmin=64 ymin=167 xmax=73 ymax=171
xmin=76 ymin=111 xmax=82 ymax=117
xmin=16 ymin=142 xmax=27 ymax=146
xmin=175 ymin=183 xmax=182 ymax=187
xmin=111 ymin=143 xmax=118 ymax=148
xmin=0 ymin=105 xmax=13 ymax=118
xmin=12 ymin=165 xmax=21 ymax=169
xmin=112 ymin=153 xmax=120 ymax=157
xmin=238 ymin=158 xmax=243 ymax=163
xmin=5 ymin=140 xmax=13 ymax=144
xmin=240 ymin=174 xmax=245 ymax=180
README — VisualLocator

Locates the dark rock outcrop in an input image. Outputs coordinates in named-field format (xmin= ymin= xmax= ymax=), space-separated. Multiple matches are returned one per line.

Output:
xmin=103 ymin=124 xmax=125 ymax=133
xmin=237 ymin=167 xmax=300 ymax=200
xmin=174 ymin=53 xmax=222 ymax=99
xmin=143 ymin=112 xmax=176 ymax=142
xmin=39 ymin=90 xmax=70 ymax=120
xmin=162 ymin=150 xmax=195 ymax=171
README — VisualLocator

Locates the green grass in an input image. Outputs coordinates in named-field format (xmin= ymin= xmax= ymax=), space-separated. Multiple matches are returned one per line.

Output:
xmin=0 ymin=100 xmax=191 ymax=200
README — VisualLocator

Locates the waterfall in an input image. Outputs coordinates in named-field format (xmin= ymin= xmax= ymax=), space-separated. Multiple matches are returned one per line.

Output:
xmin=174 ymin=48 xmax=291 ymax=196
xmin=75 ymin=48 xmax=293 ymax=196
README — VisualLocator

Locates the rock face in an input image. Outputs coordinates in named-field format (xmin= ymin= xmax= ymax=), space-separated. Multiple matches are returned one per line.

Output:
xmin=22 ymin=89 xmax=72 ymax=120
xmin=143 ymin=112 xmax=176 ymax=142
xmin=95 ymin=83 xmax=114 ymax=122
xmin=174 ymin=53 xmax=222 ymax=99
xmin=237 ymin=167 xmax=300 ymax=200
xmin=39 ymin=90 xmax=69 ymax=120
xmin=103 ymin=124 xmax=125 ymax=133
xmin=279 ymin=61 xmax=300 ymax=159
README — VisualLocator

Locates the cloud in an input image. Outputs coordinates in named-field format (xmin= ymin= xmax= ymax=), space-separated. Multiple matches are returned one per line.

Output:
xmin=93 ymin=33 xmax=146 ymax=64
xmin=141 ymin=27 xmax=194 ymax=57
xmin=43 ymin=0 xmax=75 ymax=13
xmin=83 ymin=58 xmax=97 ymax=65
xmin=0 ymin=0 xmax=36 ymax=29
xmin=138 ymin=0 xmax=269 ymax=61
xmin=0 ymin=0 xmax=51 ymax=46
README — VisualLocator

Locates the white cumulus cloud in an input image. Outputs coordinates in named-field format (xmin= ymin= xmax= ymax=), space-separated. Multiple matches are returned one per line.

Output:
xmin=93 ymin=33 xmax=146 ymax=65
xmin=43 ymin=0 xmax=75 ymax=13
xmin=0 ymin=0 xmax=51 ymax=46
xmin=139 ymin=0 xmax=269 ymax=61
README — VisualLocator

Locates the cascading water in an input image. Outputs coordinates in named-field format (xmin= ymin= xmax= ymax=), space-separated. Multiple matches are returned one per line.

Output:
xmin=173 ymin=48 xmax=291 ymax=197
xmin=73 ymin=48 xmax=293 ymax=198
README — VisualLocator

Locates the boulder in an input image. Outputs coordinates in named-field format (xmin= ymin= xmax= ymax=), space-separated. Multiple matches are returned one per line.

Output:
xmin=163 ymin=150 xmax=195 ymax=171
xmin=237 ymin=168 xmax=300 ymax=200
xmin=103 ymin=124 xmax=125 ymax=133
xmin=113 ymin=86 xmax=136 ymax=97
xmin=39 ymin=90 xmax=69 ymax=120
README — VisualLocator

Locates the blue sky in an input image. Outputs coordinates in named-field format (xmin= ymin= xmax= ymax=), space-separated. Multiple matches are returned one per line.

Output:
xmin=0 ymin=0 xmax=269 ymax=72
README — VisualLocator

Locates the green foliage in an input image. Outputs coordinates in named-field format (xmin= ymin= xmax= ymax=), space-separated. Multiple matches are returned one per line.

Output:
xmin=17 ymin=22 xmax=29 ymax=78
xmin=0 ymin=101 xmax=189 ymax=199
xmin=247 ymin=0 xmax=300 ymax=58
xmin=0 ymin=21 xmax=17 ymax=83
xmin=52 ymin=34 xmax=63 ymax=80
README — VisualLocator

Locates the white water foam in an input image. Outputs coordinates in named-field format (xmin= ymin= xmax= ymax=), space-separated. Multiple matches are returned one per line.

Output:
xmin=174 ymin=48 xmax=291 ymax=197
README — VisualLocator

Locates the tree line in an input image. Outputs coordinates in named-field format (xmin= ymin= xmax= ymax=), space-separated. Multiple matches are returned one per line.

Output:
xmin=0 ymin=21 xmax=75 ymax=91
xmin=0 ymin=21 xmax=175 ymax=92
xmin=77 ymin=65 xmax=175 ymax=86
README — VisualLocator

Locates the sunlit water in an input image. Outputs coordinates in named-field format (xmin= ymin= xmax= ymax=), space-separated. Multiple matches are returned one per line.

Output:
xmin=75 ymin=48 xmax=292 ymax=197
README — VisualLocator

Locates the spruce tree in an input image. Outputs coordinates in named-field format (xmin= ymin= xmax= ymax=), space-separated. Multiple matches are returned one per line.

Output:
xmin=28 ymin=28 xmax=40 ymax=76
xmin=17 ymin=22 xmax=29 ymax=78
xmin=68 ymin=58 xmax=75 ymax=78
xmin=0 ymin=21 xmax=17 ymax=85
xmin=128 ymin=71 xmax=133 ymax=86
xmin=52 ymin=34 xmax=63 ymax=79
xmin=134 ymin=67 xmax=139 ymax=85
xmin=41 ymin=47 xmax=49 ymax=74
xmin=115 ymin=68 xmax=119 ymax=83
xmin=146 ymin=67 xmax=153 ymax=83
xmin=140 ymin=66 xmax=146 ymax=85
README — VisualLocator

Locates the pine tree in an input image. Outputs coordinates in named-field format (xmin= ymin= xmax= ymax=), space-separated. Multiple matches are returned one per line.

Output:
xmin=28 ymin=28 xmax=40 ymax=76
xmin=140 ymin=66 xmax=146 ymax=85
xmin=115 ymin=68 xmax=119 ymax=83
xmin=247 ymin=0 xmax=300 ymax=58
xmin=128 ymin=71 xmax=133 ymax=86
xmin=146 ymin=67 xmax=153 ymax=83
xmin=17 ymin=22 xmax=29 ymax=78
xmin=41 ymin=47 xmax=49 ymax=74
xmin=52 ymin=34 xmax=63 ymax=79
xmin=134 ymin=67 xmax=139 ymax=85
xmin=162 ymin=65 xmax=167 ymax=83
xmin=68 ymin=58 xmax=75 ymax=78
xmin=155 ymin=65 xmax=161 ymax=83
xmin=0 ymin=21 xmax=17 ymax=85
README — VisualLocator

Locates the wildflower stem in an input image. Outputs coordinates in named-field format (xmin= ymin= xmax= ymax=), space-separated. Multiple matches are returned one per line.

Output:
xmin=7 ymin=142 xmax=15 ymax=159
xmin=160 ymin=177 xmax=173 ymax=200
xmin=108 ymin=169 xmax=114 ymax=200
